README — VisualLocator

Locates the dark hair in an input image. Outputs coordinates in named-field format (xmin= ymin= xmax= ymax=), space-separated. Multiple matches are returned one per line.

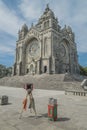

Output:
xmin=24 ymin=83 xmax=33 ymax=90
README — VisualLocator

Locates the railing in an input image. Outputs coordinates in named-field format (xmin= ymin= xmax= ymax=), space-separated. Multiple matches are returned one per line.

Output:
xmin=65 ymin=90 xmax=87 ymax=96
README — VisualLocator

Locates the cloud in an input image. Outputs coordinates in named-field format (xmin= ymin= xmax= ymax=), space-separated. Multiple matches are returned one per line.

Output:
xmin=19 ymin=0 xmax=44 ymax=24
xmin=0 ymin=44 xmax=15 ymax=55
xmin=0 ymin=0 xmax=24 ymax=36
xmin=0 ymin=36 xmax=16 ymax=56
xmin=0 ymin=0 xmax=21 ymax=62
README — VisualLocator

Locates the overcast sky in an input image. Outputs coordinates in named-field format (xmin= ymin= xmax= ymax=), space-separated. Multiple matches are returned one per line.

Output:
xmin=0 ymin=0 xmax=87 ymax=67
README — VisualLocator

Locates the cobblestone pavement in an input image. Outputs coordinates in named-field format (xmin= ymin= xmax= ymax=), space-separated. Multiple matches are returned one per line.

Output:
xmin=0 ymin=86 xmax=87 ymax=130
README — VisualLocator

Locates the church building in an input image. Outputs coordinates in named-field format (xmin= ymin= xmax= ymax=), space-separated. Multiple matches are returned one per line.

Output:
xmin=13 ymin=5 xmax=79 ymax=75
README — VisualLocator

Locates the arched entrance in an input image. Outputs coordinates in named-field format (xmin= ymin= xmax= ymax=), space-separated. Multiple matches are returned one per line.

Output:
xmin=29 ymin=64 xmax=35 ymax=74
xmin=44 ymin=66 xmax=47 ymax=73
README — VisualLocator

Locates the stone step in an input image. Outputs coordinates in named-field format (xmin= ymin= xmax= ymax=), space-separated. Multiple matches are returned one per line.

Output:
xmin=0 ymin=74 xmax=85 ymax=91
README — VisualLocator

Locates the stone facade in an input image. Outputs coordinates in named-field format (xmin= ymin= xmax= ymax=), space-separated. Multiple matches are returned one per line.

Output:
xmin=13 ymin=5 xmax=79 ymax=75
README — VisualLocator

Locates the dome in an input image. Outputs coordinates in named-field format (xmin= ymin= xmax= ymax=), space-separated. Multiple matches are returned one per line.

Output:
xmin=47 ymin=9 xmax=54 ymax=17
xmin=44 ymin=4 xmax=54 ymax=17
xmin=21 ymin=24 xmax=28 ymax=31
xmin=66 ymin=26 xmax=72 ymax=33
xmin=39 ymin=4 xmax=55 ymax=22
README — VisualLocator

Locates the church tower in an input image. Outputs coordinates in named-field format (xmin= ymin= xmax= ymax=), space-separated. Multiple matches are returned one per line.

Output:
xmin=13 ymin=5 xmax=79 ymax=75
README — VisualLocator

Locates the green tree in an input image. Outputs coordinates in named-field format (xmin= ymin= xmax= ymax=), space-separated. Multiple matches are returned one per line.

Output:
xmin=79 ymin=65 xmax=87 ymax=76
xmin=0 ymin=64 xmax=12 ymax=78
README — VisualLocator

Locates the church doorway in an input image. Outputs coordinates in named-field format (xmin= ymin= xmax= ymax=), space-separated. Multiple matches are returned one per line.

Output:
xmin=29 ymin=64 xmax=35 ymax=74
xmin=26 ymin=68 xmax=29 ymax=73
xmin=44 ymin=66 xmax=47 ymax=73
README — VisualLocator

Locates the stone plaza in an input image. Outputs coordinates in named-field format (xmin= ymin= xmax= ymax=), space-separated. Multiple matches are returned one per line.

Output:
xmin=0 ymin=86 xmax=87 ymax=130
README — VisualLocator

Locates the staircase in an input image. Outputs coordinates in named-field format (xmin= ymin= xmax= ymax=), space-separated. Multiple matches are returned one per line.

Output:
xmin=0 ymin=73 xmax=84 ymax=91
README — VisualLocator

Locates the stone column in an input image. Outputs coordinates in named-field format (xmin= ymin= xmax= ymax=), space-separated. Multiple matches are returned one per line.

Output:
xmin=36 ymin=59 xmax=41 ymax=74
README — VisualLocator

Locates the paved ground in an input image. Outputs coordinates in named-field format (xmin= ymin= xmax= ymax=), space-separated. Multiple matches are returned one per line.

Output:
xmin=0 ymin=86 xmax=87 ymax=130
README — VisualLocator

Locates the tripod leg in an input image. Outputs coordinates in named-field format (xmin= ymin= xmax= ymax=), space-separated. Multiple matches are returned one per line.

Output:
xmin=19 ymin=109 xmax=23 ymax=119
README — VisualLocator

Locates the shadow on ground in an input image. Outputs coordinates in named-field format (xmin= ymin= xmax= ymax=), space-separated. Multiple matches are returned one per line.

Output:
xmin=40 ymin=113 xmax=70 ymax=122
xmin=22 ymin=113 xmax=70 ymax=122
xmin=0 ymin=103 xmax=12 ymax=105
xmin=27 ymin=113 xmax=48 ymax=119
xmin=57 ymin=117 xmax=70 ymax=122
